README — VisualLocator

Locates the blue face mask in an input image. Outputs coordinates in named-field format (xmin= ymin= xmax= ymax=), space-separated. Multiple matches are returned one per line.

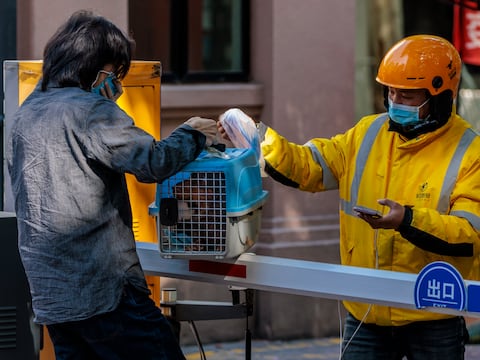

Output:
xmin=388 ymin=98 xmax=430 ymax=127
xmin=91 ymin=71 xmax=118 ymax=96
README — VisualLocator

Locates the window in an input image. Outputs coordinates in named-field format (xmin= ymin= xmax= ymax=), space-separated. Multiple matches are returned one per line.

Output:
xmin=129 ymin=0 xmax=250 ymax=83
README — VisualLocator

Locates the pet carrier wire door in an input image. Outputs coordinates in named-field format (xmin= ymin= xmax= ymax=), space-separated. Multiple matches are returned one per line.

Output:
xmin=150 ymin=148 xmax=268 ymax=259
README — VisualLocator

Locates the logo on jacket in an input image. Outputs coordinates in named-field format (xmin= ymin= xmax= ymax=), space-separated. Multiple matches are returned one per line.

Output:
xmin=416 ymin=182 xmax=430 ymax=199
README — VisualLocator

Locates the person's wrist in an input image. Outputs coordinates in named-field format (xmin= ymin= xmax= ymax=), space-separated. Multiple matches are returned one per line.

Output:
xmin=396 ymin=206 xmax=413 ymax=231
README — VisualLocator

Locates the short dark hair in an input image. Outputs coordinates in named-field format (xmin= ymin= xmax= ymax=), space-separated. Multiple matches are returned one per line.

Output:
xmin=41 ymin=10 xmax=135 ymax=91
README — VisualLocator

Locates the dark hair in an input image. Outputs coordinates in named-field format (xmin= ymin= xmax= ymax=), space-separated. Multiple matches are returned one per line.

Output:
xmin=41 ymin=10 xmax=135 ymax=91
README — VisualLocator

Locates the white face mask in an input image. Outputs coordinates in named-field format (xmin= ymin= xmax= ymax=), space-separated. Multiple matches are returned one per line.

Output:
xmin=388 ymin=98 xmax=430 ymax=127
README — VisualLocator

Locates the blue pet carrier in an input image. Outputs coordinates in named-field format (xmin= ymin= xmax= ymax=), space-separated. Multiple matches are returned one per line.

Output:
xmin=149 ymin=148 xmax=268 ymax=259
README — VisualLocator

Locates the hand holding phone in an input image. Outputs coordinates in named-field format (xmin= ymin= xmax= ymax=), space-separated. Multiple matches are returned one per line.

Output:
xmin=353 ymin=206 xmax=382 ymax=219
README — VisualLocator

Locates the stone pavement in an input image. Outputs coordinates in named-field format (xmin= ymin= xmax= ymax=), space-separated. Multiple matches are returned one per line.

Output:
xmin=183 ymin=337 xmax=480 ymax=360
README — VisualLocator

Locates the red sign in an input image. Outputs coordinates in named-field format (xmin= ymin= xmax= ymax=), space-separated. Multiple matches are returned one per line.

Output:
xmin=453 ymin=1 xmax=480 ymax=65
xmin=189 ymin=260 xmax=247 ymax=278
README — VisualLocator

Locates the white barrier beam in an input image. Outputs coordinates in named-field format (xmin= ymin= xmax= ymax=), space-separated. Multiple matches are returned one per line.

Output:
xmin=136 ymin=241 xmax=480 ymax=318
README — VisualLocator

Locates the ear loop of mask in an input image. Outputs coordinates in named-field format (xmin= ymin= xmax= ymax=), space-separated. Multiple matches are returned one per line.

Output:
xmin=91 ymin=70 xmax=115 ymax=90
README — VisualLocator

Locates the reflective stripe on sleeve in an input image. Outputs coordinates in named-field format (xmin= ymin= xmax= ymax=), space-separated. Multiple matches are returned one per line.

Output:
xmin=305 ymin=142 xmax=339 ymax=190
xmin=450 ymin=210 xmax=480 ymax=232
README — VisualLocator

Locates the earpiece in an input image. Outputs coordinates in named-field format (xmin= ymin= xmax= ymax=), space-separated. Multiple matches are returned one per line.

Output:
xmin=432 ymin=76 xmax=443 ymax=91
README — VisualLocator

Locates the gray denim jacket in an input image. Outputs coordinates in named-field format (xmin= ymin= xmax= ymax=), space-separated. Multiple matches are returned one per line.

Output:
xmin=7 ymin=85 xmax=205 ymax=324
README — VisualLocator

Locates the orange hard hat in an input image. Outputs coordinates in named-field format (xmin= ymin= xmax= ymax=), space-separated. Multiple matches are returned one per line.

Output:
xmin=376 ymin=35 xmax=462 ymax=98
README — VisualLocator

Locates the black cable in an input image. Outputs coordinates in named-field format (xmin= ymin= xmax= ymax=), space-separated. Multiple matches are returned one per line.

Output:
xmin=188 ymin=320 xmax=207 ymax=360
xmin=245 ymin=312 xmax=251 ymax=360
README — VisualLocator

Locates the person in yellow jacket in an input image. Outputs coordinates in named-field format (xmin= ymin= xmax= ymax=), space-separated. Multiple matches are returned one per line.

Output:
xmin=219 ymin=35 xmax=480 ymax=359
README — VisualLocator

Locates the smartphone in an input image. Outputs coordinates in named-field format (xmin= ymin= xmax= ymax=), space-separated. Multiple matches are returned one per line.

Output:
xmin=91 ymin=74 xmax=118 ymax=96
xmin=353 ymin=206 xmax=382 ymax=219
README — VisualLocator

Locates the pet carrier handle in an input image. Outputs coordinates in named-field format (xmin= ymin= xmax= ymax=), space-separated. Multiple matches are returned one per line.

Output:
xmin=160 ymin=198 xmax=178 ymax=226
xmin=204 ymin=143 xmax=230 ymax=159
xmin=209 ymin=143 xmax=226 ymax=152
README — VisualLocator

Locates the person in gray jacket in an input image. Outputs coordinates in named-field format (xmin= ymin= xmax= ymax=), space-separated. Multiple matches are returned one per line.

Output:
xmin=7 ymin=10 xmax=216 ymax=360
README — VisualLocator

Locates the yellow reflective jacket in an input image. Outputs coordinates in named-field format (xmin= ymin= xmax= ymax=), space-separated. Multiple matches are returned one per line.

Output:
xmin=261 ymin=113 xmax=480 ymax=326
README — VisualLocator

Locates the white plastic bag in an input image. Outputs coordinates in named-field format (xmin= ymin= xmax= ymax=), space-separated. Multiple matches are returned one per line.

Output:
xmin=219 ymin=108 xmax=267 ymax=177
xmin=219 ymin=108 xmax=260 ymax=159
